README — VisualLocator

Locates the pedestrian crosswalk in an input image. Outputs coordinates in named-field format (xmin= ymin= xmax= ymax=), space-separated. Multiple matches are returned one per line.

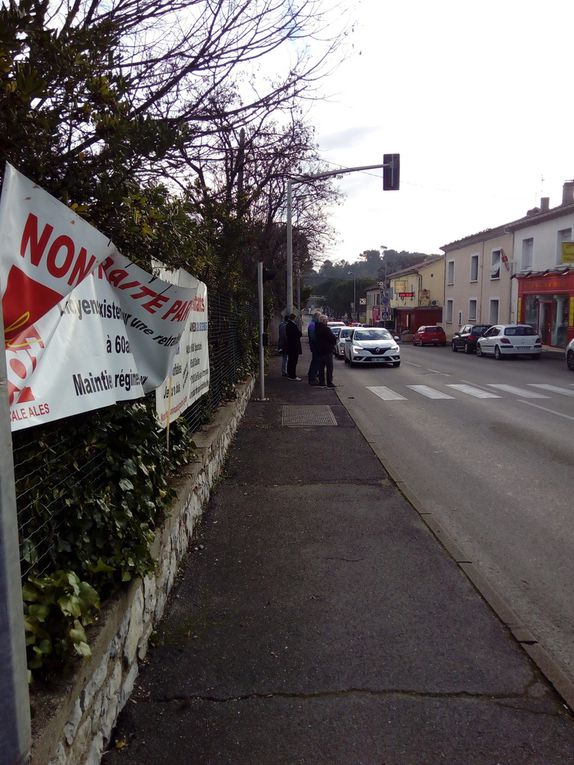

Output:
xmin=367 ymin=381 xmax=574 ymax=402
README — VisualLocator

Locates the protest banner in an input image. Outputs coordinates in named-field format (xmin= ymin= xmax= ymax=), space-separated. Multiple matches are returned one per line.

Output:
xmin=0 ymin=164 xmax=203 ymax=431
xmin=154 ymin=268 xmax=209 ymax=429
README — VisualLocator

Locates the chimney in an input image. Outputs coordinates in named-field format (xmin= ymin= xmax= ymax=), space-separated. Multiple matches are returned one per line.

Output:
xmin=540 ymin=197 xmax=549 ymax=211
xmin=562 ymin=181 xmax=574 ymax=205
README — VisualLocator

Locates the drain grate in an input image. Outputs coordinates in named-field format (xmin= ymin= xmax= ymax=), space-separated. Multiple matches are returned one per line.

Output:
xmin=281 ymin=405 xmax=338 ymax=427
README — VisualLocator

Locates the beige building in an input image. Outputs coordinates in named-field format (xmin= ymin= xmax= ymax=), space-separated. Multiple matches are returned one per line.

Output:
xmin=441 ymin=226 xmax=513 ymax=338
xmin=389 ymin=256 xmax=445 ymax=334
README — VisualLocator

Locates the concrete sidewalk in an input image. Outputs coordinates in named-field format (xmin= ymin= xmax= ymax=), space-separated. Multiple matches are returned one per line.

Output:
xmin=107 ymin=347 xmax=574 ymax=764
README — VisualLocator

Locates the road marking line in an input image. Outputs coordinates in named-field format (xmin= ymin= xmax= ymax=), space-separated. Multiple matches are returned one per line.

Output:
xmin=446 ymin=384 xmax=501 ymax=399
xmin=487 ymin=384 xmax=549 ymax=398
xmin=367 ymin=386 xmax=406 ymax=401
xmin=518 ymin=400 xmax=574 ymax=421
xmin=407 ymin=385 xmax=454 ymax=399
xmin=529 ymin=384 xmax=574 ymax=397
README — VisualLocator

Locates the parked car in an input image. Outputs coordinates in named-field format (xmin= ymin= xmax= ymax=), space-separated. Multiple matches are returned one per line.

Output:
xmin=336 ymin=326 xmax=354 ymax=357
xmin=451 ymin=324 xmax=491 ymax=354
xmin=400 ymin=328 xmax=414 ymax=343
xmin=327 ymin=321 xmax=346 ymax=329
xmin=476 ymin=324 xmax=542 ymax=359
xmin=412 ymin=325 xmax=447 ymax=347
xmin=329 ymin=326 xmax=343 ymax=341
xmin=566 ymin=337 xmax=574 ymax=370
xmin=343 ymin=327 xmax=400 ymax=367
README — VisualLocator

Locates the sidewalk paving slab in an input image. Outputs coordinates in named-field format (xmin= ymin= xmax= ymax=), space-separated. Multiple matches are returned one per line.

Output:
xmin=106 ymin=348 xmax=574 ymax=765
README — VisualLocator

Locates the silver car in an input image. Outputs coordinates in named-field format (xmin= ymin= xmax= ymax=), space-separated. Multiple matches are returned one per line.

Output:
xmin=566 ymin=337 xmax=574 ymax=371
xmin=336 ymin=326 xmax=354 ymax=357
xmin=343 ymin=328 xmax=400 ymax=367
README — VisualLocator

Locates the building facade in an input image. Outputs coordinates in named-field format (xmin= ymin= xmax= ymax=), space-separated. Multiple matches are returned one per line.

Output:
xmin=507 ymin=183 xmax=574 ymax=347
xmin=389 ymin=256 xmax=444 ymax=334
xmin=441 ymin=226 xmax=513 ymax=339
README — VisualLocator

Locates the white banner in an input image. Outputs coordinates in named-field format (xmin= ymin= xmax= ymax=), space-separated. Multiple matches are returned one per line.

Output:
xmin=154 ymin=268 xmax=210 ymax=429
xmin=0 ymin=164 xmax=204 ymax=431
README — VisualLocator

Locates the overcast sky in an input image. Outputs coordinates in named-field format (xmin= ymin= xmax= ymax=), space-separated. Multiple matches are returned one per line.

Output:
xmin=307 ymin=0 xmax=574 ymax=264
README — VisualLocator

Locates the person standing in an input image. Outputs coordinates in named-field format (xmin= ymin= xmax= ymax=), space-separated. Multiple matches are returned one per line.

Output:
xmin=307 ymin=310 xmax=321 ymax=385
xmin=315 ymin=314 xmax=337 ymax=388
xmin=277 ymin=314 xmax=288 ymax=377
xmin=285 ymin=313 xmax=303 ymax=380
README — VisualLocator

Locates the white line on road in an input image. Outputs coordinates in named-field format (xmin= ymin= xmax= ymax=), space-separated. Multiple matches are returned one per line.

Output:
xmin=407 ymin=385 xmax=454 ymax=399
xmin=487 ymin=384 xmax=549 ymax=398
xmin=518 ymin=400 xmax=574 ymax=421
xmin=529 ymin=384 xmax=574 ymax=397
xmin=367 ymin=386 xmax=406 ymax=401
xmin=446 ymin=384 xmax=501 ymax=399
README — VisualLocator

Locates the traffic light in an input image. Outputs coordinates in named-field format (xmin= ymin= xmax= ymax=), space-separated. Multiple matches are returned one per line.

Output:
xmin=383 ymin=154 xmax=400 ymax=191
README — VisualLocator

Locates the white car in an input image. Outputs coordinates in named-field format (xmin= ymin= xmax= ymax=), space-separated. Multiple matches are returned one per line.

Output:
xmin=336 ymin=326 xmax=354 ymax=357
xmin=566 ymin=337 xmax=574 ymax=371
xmin=343 ymin=327 xmax=400 ymax=367
xmin=476 ymin=324 xmax=542 ymax=359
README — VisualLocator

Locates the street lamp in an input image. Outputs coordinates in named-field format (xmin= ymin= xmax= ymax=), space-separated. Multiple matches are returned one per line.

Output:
xmin=285 ymin=158 xmax=399 ymax=314
xmin=347 ymin=269 xmax=356 ymax=321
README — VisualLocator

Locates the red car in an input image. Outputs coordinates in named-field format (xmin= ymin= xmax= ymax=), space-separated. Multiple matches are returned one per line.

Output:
xmin=412 ymin=325 xmax=447 ymax=347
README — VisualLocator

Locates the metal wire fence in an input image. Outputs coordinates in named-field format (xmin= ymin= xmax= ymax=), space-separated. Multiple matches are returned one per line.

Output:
xmin=12 ymin=293 xmax=256 ymax=579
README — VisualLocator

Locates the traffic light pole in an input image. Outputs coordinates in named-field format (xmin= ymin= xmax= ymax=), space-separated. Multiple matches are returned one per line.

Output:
xmin=286 ymin=155 xmax=399 ymax=317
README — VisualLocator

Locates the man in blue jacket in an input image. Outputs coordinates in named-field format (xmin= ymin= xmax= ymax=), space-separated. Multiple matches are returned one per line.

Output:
xmin=307 ymin=310 xmax=321 ymax=385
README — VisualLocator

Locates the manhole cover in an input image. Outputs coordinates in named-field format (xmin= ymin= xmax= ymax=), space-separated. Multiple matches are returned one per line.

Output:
xmin=281 ymin=405 xmax=338 ymax=427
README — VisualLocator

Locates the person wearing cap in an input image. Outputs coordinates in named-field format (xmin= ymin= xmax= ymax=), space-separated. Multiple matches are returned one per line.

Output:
xmin=277 ymin=313 xmax=289 ymax=377
xmin=314 ymin=314 xmax=337 ymax=388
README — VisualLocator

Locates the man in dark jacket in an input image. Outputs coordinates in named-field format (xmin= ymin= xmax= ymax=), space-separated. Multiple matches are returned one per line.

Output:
xmin=285 ymin=313 xmax=303 ymax=380
xmin=315 ymin=314 xmax=337 ymax=388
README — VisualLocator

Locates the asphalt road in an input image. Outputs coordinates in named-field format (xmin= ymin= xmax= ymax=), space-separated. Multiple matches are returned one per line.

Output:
xmin=333 ymin=344 xmax=574 ymax=693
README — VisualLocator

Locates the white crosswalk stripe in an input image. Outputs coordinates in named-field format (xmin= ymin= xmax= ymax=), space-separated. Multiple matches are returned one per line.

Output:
xmin=487 ymin=384 xmax=549 ymax=398
xmin=366 ymin=381 xmax=574 ymax=402
xmin=406 ymin=385 xmax=454 ymax=399
xmin=529 ymin=384 xmax=574 ymax=397
xmin=367 ymin=386 xmax=406 ymax=401
xmin=446 ymin=384 xmax=501 ymax=399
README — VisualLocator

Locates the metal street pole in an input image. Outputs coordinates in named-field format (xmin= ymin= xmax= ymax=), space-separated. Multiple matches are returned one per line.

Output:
xmin=285 ymin=160 xmax=396 ymax=325
xmin=0 ymin=301 xmax=31 ymax=764
xmin=353 ymin=272 xmax=356 ymax=321
xmin=286 ymin=180 xmax=293 ymax=315
xmin=256 ymin=262 xmax=268 ymax=401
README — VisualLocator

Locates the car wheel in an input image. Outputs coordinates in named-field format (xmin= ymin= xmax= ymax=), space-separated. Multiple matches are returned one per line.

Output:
xmin=452 ymin=341 xmax=458 ymax=352
xmin=494 ymin=345 xmax=503 ymax=360
xmin=568 ymin=350 xmax=574 ymax=371
xmin=392 ymin=361 xmax=400 ymax=367
xmin=344 ymin=355 xmax=350 ymax=365
xmin=464 ymin=342 xmax=473 ymax=354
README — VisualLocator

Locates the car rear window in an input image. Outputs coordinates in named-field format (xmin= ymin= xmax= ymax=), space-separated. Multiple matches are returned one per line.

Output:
xmin=426 ymin=327 xmax=442 ymax=333
xmin=504 ymin=326 xmax=536 ymax=336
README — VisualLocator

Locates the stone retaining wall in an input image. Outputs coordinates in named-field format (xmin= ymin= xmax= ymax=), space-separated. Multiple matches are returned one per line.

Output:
xmin=31 ymin=377 xmax=254 ymax=765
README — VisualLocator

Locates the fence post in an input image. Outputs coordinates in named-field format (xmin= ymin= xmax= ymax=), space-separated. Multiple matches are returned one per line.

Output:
xmin=0 ymin=303 xmax=31 ymax=764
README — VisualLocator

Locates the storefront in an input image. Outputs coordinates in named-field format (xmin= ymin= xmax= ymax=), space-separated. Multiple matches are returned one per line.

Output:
xmin=516 ymin=268 xmax=574 ymax=347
